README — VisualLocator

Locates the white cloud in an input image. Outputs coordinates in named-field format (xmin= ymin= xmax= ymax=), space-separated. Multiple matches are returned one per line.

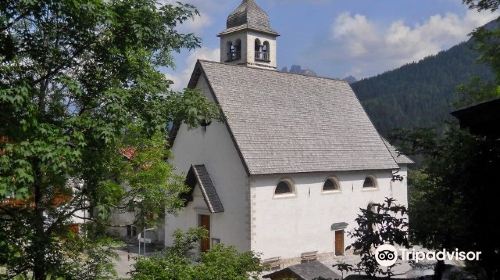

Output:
xmin=160 ymin=0 xmax=224 ymax=90
xmin=309 ymin=9 xmax=499 ymax=78
xmin=183 ymin=12 xmax=212 ymax=33
xmin=163 ymin=0 xmax=235 ymax=17
xmin=165 ymin=47 xmax=220 ymax=91
xmin=162 ymin=0 xmax=218 ymax=34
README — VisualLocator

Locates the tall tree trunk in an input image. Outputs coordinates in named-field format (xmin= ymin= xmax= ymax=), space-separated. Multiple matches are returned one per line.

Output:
xmin=32 ymin=160 xmax=47 ymax=280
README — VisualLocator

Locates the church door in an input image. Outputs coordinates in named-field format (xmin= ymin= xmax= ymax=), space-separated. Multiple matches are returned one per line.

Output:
xmin=335 ymin=230 xmax=345 ymax=256
xmin=199 ymin=214 xmax=211 ymax=252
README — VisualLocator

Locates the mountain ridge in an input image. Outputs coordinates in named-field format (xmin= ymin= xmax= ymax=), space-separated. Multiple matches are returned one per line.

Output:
xmin=351 ymin=38 xmax=495 ymax=136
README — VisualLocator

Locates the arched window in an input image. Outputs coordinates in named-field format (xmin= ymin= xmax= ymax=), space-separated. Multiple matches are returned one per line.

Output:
xmin=226 ymin=41 xmax=233 ymax=62
xmin=363 ymin=176 xmax=377 ymax=189
xmin=323 ymin=177 xmax=340 ymax=192
xmin=255 ymin=39 xmax=261 ymax=51
xmin=227 ymin=39 xmax=241 ymax=61
xmin=262 ymin=41 xmax=270 ymax=61
xmin=255 ymin=39 xmax=263 ymax=61
xmin=234 ymin=39 xmax=241 ymax=60
xmin=275 ymin=179 xmax=293 ymax=195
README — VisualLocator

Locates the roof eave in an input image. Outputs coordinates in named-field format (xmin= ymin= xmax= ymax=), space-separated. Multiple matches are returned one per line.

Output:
xmin=185 ymin=165 xmax=224 ymax=213
xmin=247 ymin=165 xmax=402 ymax=176
xmin=217 ymin=25 xmax=280 ymax=37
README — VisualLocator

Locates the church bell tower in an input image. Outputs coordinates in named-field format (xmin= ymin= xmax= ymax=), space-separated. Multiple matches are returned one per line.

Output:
xmin=218 ymin=0 xmax=279 ymax=70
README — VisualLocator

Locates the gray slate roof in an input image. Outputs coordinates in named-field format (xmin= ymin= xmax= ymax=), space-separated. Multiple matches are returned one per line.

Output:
xmin=185 ymin=165 xmax=224 ymax=213
xmin=188 ymin=60 xmax=400 ymax=175
xmin=221 ymin=0 xmax=278 ymax=36
xmin=264 ymin=261 xmax=341 ymax=280
xmin=381 ymin=138 xmax=414 ymax=165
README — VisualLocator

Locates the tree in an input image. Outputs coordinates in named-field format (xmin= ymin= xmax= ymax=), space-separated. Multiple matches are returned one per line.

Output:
xmin=95 ymin=125 xmax=190 ymax=232
xmin=131 ymin=229 xmax=264 ymax=280
xmin=393 ymin=126 xmax=500 ymax=279
xmin=455 ymin=76 xmax=499 ymax=108
xmin=332 ymin=262 xmax=354 ymax=280
xmin=463 ymin=0 xmax=500 ymax=11
xmin=347 ymin=197 xmax=409 ymax=278
xmin=0 ymin=0 xmax=220 ymax=278
xmin=390 ymin=2 xmax=500 ymax=279
xmin=456 ymin=1 xmax=500 ymax=106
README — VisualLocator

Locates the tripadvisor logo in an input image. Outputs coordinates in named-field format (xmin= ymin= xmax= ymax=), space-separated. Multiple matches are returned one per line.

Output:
xmin=375 ymin=244 xmax=398 ymax=267
xmin=375 ymin=244 xmax=482 ymax=267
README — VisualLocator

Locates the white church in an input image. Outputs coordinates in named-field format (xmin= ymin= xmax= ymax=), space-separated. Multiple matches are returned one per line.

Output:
xmin=165 ymin=0 xmax=412 ymax=265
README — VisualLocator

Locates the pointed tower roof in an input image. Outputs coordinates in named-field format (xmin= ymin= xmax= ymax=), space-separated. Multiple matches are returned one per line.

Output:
xmin=220 ymin=0 xmax=278 ymax=36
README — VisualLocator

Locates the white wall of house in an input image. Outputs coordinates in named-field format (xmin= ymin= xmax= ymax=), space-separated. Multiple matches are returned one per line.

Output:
xmin=107 ymin=210 xmax=163 ymax=243
xmin=164 ymin=183 xmax=218 ymax=243
xmin=165 ymin=75 xmax=251 ymax=252
xmin=107 ymin=211 xmax=135 ymax=239
xmin=249 ymin=168 xmax=408 ymax=260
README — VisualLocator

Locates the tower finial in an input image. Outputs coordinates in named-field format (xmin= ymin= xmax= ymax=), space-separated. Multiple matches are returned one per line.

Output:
xmin=218 ymin=0 xmax=279 ymax=70
xmin=225 ymin=0 xmax=275 ymax=32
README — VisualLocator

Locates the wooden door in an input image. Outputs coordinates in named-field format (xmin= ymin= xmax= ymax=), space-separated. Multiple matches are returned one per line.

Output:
xmin=199 ymin=215 xmax=210 ymax=252
xmin=335 ymin=230 xmax=345 ymax=256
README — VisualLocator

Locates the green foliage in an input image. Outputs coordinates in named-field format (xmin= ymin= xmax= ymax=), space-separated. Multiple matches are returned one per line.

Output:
xmin=474 ymin=20 xmax=500 ymax=81
xmin=463 ymin=0 xmax=500 ymax=11
xmin=170 ymin=227 xmax=209 ymax=257
xmin=104 ymin=126 xmax=191 ymax=230
xmin=57 ymin=237 xmax=120 ymax=280
xmin=388 ymin=5 xmax=500 ymax=278
xmin=455 ymin=17 xmax=500 ymax=107
xmin=347 ymin=197 xmax=409 ymax=278
xmin=394 ymin=126 xmax=500 ymax=279
xmin=0 ymin=0 xmax=220 ymax=278
xmin=332 ymin=262 xmax=354 ymax=280
xmin=195 ymin=245 xmax=263 ymax=280
xmin=131 ymin=229 xmax=264 ymax=280
xmin=455 ymin=76 xmax=499 ymax=107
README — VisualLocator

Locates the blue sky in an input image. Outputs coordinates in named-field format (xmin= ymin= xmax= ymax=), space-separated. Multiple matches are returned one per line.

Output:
xmin=165 ymin=0 xmax=499 ymax=90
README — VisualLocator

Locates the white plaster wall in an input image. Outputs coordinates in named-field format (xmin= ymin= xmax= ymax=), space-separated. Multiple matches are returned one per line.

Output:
xmin=250 ymin=168 xmax=408 ymax=260
xmin=71 ymin=208 xmax=90 ymax=225
xmin=165 ymin=75 xmax=251 ymax=252
xmin=164 ymin=183 xmax=217 ymax=244
xmin=107 ymin=210 xmax=135 ymax=238
xmin=392 ymin=165 xmax=408 ymax=207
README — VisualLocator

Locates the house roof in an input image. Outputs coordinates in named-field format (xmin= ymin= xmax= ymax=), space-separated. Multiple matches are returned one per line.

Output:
xmin=184 ymin=165 xmax=224 ymax=213
xmin=220 ymin=0 xmax=279 ymax=36
xmin=451 ymin=97 xmax=500 ymax=138
xmin=381 ymin=138 xmax=414 ymax=165
xmin=187 ymin=60 xmax=399 ymax=175
xmin=119 ymin=147 xmax=137 ymax=160
xmin=264 ymin=261 xmax=341 ymax=280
